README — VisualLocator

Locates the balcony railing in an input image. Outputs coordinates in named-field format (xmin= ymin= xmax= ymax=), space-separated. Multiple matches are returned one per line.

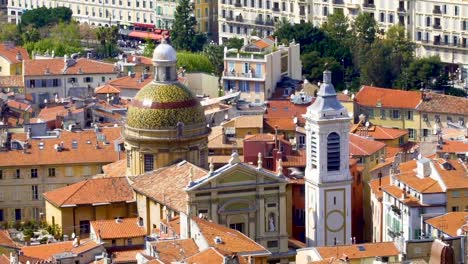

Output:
xmin=433 ymin=8 xmax=441 ymax=14
xmin=397 ymin=7 xmax=405 ymax=12
xmin=255 ymin=19 xmax=264 ymax=25
xmin=363 ymin=2 xmax=375 ymax=8
xmin=235 ymin=16 xmax=243 ymax=22
xmin=265 ymin=20 xmax=274 ymax=26
xmin=225 ymin=16 xmax=233 ymax=21
xmin=223 ymin=71 xmax=264 ymax=79
xmin=333 ymin=0 xmax=344 ymax=4
xmin=433 ymin=24 xmax=441 ymax=29
xmin=234 ymin=1 xmax=242 ymax=7
xmin=272 ymin=7 xmax=280 ymax=11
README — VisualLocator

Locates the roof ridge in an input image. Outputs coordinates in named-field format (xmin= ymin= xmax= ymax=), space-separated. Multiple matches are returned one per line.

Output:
xmin=60 ymin=180 xmax=89 ymax=206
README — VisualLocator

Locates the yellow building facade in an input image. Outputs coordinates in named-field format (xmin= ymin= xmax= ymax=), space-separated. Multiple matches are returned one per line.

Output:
xmin=0 ymin=44 xmax=27 ymax=77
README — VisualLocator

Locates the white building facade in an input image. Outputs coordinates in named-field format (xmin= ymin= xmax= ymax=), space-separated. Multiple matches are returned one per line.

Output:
xmin=304 ymin=70 xmax=352 ymax=247
xmin=217 ymin=0 xmax=309 ymax=43
xmin=7 ymin=0 xmax=175 ymax=29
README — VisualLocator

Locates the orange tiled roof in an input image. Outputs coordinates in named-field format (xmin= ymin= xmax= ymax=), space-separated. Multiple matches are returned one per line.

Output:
xmin=349 ymin=134 xmax=386 ymax=157
xmin=20 ymin=239 xmax=102 ymax=261
xmin=0 ymin=127 xmax=123 ymax=167
xmin=0 ymin=76 xmax=24 ymax=88
xmin=0 ymin=255 xmax=8 ymax=264
xmin=161 ymin=216 xmax=181 ymax=237
xmin=222 ymin=115 xmax=263 ymax=129
xmin=186 ymin=247 xmax=225 ymax=264
xmin=131 ymin=161 xmax=207 ymax=213
xmin=264 ymin=100 xmax=310 ymax=131
xmin=425 ymin=212 xmax=468 ymax=237
xmin=208 ymin=126 xmax=244 ymax=150
xmin=95 ymin=84 xmax=121 ymax=94
xmin=91 ymin=218 xmax=146 ymax=239
xmin=6 ymin=100 xmax=32 ymax=113
xmin=151 ymin=239 xmax=199 ymax=263
xmin=112 ymin=249 xmax=144 ymax=263
xmin=96 ymin=73 xmax=152 ymax=94
xmin=417 ymin=92 xmax=468 ymax=115
xmin=193 ymin=217 xmax=270 ymax=255
xmin=126 ymin=54 xmax=153 ymax=65
xmin=209 ymin=155 xmax=244 ymax=164
xmin=315 ymin=242 xmax=399 ymax=260
xmin=385 ymin=141 xmax=418 ymax=159
xmin=351 ymin=122 xmax=408 ymax=140
xmin=436 ymin=140 xmax=468 ymax=154
xmin=0 ymin=230 xmax=20 ymax=249
xmin=382 ymin=185 xmax=424 ymax=207
xmin=392 ymin=160 xmax=444 ymax=194
xmin=0 ymin=43 xmax=29 ymax=64
xmin=24 ymin=58 xmax=117 ymax=76
xmin=102 ymin=159 xmax=127 ymax=178
xmin=253 ymin=39 xmax=271 ymax=49
xmin=370 ymin=176 xmax=391 ymax=200
xmin=355 ymin=86 xmax=421 ymax=109
xmin=43 ymin=177 xmax=134 ymax=207
xmin=282 ymin=150 xmax=306 ymax=168
xmin=432 ymin=159 xmax=468 ymax=190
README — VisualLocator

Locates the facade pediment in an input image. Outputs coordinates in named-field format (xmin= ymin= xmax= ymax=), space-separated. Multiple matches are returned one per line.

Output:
xmin=186 ymin=163 xmax=286 ymax=192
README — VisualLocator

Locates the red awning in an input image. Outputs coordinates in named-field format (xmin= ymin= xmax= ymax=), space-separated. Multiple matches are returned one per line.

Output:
xmin=133 ymin=23 xmax=155 ymax=29
xmin=128 ymin=31 xmax=162 ymax=40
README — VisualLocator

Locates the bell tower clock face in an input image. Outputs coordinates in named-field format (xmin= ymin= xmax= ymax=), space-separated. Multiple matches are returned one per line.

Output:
xmin=326 ymin=210 xmax=345 ymax=232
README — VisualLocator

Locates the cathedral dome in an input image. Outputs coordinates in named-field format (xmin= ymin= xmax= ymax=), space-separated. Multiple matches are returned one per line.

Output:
xmin=126 ymin=82 xmax=206 ymax=129
xmin=152 ymin=42 xmax=177 ymax=62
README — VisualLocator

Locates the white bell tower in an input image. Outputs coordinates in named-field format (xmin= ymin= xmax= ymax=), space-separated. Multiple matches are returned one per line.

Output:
xmin=304 ymin=70 xmax=352 ymax=247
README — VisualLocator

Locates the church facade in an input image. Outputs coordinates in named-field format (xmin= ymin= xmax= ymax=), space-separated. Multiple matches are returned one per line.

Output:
xmin=304 ymin=71 xmax=352 ymax=247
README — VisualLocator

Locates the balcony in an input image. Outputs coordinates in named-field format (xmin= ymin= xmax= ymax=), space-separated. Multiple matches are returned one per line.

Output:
xmin=363 ymin=2 xmax=375 ymax=8
xmin=234 ymin=1 xmax=242 ymax=7
xmin=225 ymin=16 xmax=234 ymax=21
xmin=255 ymin=18 xmax=264 ymax=25
xmin=235 ymin=15 xmax=243 ymax=22
xmin=272 ymin=7 xmax=280 ymax=12
xmin=333 ymin=0 xmax=344 ymax=5
xmin=223 ymin=71 xmax=265 ymax=80
xmin=432 ymin=8 xmax=441 ymax=14
xmin=397 ymin=7 xmax=405 ymax=13
xmin=265 ymin=19 xmax=274 ymax=26
xmin=433 ymin=24 xmax=441 ymax=29
xmin=226 ymin=52 xmax=266 ymax=60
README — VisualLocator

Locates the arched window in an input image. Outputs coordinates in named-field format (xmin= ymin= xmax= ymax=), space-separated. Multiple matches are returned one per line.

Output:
xmin=327 ymin=132 xmax=340 ymax=171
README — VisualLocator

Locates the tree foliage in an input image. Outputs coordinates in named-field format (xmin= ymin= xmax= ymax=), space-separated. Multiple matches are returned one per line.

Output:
xmin=94 ymin=26 xmax=119 ymax=58
xmin=224 ymin=37 xmax=244 ymax=50
xmin=143 ymin=38 xmax=156 ymax=58
xmin=176 ymin=51 xmax=215 ymax=73
xmin=21 ymin=7 xmax=72 ymax=28
xmin=171 ymin=0 xmax=206 ymax=52
xmin=203 ymin=44 xmax=224 ymax=81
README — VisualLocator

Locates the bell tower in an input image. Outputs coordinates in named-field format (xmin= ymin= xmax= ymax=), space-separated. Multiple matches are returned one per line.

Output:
xmin=304 ymin=70 xmax=352 ymax=247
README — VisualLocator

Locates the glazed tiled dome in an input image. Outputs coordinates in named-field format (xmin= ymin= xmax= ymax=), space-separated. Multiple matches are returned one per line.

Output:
xmin=126 ymin=82 xmax=206 ymax=129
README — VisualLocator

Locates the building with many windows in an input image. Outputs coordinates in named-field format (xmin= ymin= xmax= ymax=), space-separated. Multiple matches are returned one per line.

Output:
xmin=195 ymin=0 xmax=218 ymax=40
xmin=222 ymin=38 xmax=301 ymax=103
xmin=308 ymin=0 xmax=468 ymax=80
xmin=0 ymin=126 xmax=124 ymax=223
xmin=217 ymin=0 xmax=308 ymax=43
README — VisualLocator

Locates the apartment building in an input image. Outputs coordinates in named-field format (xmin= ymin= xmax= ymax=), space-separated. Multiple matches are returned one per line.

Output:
xmin=23 ymin=56 xmax=119 ymax=108
xmin=217 ymin=0 xmax=308 ymax=43
xmin=0 ymin=126 xmax=124 ymax=223
xmin=380 ymin=157 xmax=468 ymax=242
xmin=8 ymin=0 xmax=159 ymax=27
xmin=308 ymin=0 xmax=468 ymax=79
xmin=195 ymin=0 xmax=218 ymax=40
xmin=354 ymin=86 xmax=468 ymax=142
xmin=222 ymin=38 xmax=301 ymax=103
xmin=0 ymin=43 xmax=28 ymax=77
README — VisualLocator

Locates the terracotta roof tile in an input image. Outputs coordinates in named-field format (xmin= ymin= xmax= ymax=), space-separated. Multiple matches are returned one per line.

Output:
xmin=186 ymin=247 xmax=225 ymax=264
xmin=222 ymin=115 xmax=263 ymax=129
xmin=253 ymin=39 xmax=271 ymax=49
xmin=351 ymin=122 xmax=408 ymax=140
xmin=382 ymin=185 xmax=424 ymax=207
xmin=0 ymin=76 xmax=24 ymax=88
xmin=282 ymin=150 xmax=306 ymax=168
xmin=192 ymin=218 xmax=270 ymax=256
xmin=24 ymin=58 xmax=117 ymax=76
xmin=432 ymin=159 xmax=468 ymax=189
xmin=392 ymin=160 xmax=444 ymax=194
xmin=436 ymin=140 xmax=468 ymax=154
xmin=20 ymin=239 xmax=102 ymax=261
xmin=112 ymin=249 xmax=144 ymax=263
xmin=0 ymin=255 xmax=9 ymax=264
xmin=0 ymin=43 xmax=29 ymax=64
xmin=370 ymin=176 xmax=391 ymax=200
xmin=151 ymin=239 xmax=199 ymax=263
xmin=131 ymin=161 xmax=207 ymax=213
xmin=355 ymin=86 xmax=421 ymax=109
xmin=91 ymin=218 xmax=146 ymax=239
xmin=349 ymin=134 xmax=386 ymax=157
xmin=126 ymin=55 xmax=153 ymax=65
xmin=102 ymin=159 xmax=127 ymax=178
xmin=425 ymin=212 xmax=468 ymax=237
xmin=6 ymin=99 xmax=32 ymax=113
xmin=0 ymin=230 xmax=20 ymax=249
xmin=0 ymin=127 xmax=123 ymax=167
xmin=96 ymin=73 xmax=152 ymax=95
xmin=315 ymin=242 xmax=399 ymax=260
xmin=264 ymin=100 xmax=310 ymax=131
xmin=43 ymin=177 xmax=134 ymax=207
xmin=417 ymin=93 xmax=468 ymax=115
xmin=209 ymin=155 xmax=244 ymax=164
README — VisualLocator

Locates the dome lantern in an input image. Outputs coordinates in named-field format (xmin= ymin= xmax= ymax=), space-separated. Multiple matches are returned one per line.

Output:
xmin=152 ymin=38 xmax=178 ymax=83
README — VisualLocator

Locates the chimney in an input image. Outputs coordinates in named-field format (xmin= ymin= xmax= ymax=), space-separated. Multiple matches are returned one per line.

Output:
xmin=416 ymin=157 xmax=431 ymax=178
xmin=16 ymin=51 xmax=22 ymax=61
xmin=359 ymin=114 xmax=366 ymax=124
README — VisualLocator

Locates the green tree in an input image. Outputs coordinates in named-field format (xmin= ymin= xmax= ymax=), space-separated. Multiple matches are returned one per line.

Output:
xmin=203 ymin=43 xmax=224 ymax=83
xmin=359 ymin=42 xmax=396 ymax=87
xmin=406 ymin=56 xmax=447 ymax=90
xmin=21 ymin=7 xmax=72 ymax=28
xmin=352 ymin=13 xmax=378 ymax=45
xmin=224 ymin=37 xmax=244 ymax=50
xmin=94 ymin=26 xmax=119 ymax=58
xmin=302 ymin=51 xmax=345 ymax=90
xmin=0 ymin=23 xmax=21 ymax=44
xmin=21 ymin=26 xmax=40 ymax=44
xmin=143 ymin=38 xmax=156 ymax=57
xmin=171 ymin=0 xmax=206 ymax=51
xmin=322 ymin=11 xmax=350 ymax=42
xmin=50 ymin=21 xmax=81 ymax=47
xmin=274 ymin=22 xmax=328 ymax=54
xmin=176 ymin=51 xmax=214 ymax=73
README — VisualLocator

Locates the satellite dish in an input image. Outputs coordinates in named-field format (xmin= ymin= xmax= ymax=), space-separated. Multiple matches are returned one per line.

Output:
xmin=71 ymin=233 xmax=76 ymax=239
xmin=343 ymin=89 xmax=349 ymax=95
xmin=365 ymin=121 xmax=370 ymax=128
